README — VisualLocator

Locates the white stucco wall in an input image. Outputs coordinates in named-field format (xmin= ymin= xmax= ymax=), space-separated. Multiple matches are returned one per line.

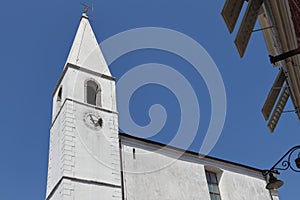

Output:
xmin=47 ymin=99 xmax=122 ymax=200
xmin=47 ymin=13 xmax=121 ymax=200
xmin=72 ymin=180 xmax=122 ymax=200
xmin=220 ymin=171 xmax=271 ymax=200
xmin=47 ymin=63 xmax=121 ymax=200
xmin=120 ymin=136 xmax=275 ymax=200
xmin=47 ymin=178 xmax=122 ymax=200
xmin=72 ymin=101 xmax=120 ymax=185
xmin=52 ymin=67 xmax=116 ymax=121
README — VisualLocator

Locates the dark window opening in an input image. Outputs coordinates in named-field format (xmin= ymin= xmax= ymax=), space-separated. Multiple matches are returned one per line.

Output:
xmin=86 ymin=80 xmax=101 ymax=106
xmin=205 ymin=171 xmax=221 ymax=200
xmin=56 ymin=87 xmax=63 ymax=114
xmin=57 ymin=87 xmax=62 ymax=102
xmin=133 ymin=148 xmax=136 ymax=159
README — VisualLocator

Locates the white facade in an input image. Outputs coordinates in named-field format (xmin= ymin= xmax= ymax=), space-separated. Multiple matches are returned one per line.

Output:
xmin=120 ymin=135 xmax=278 ymax=200
xmin=46 ymin=13 xmax=121 ymax=200
xmin=46 ymin=13 xmax=279 ymax=200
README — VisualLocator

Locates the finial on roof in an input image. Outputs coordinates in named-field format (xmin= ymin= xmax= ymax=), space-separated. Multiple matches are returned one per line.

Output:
xmin=84 ymin=6 xmax=89 ymax=13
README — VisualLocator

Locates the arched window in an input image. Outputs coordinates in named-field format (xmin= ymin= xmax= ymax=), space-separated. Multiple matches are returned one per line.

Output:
xmin=86 ymin=80 xmax=101 ymax=107
xmin=57 ymin=87 xmax=62 ymax=102
xmin=56 ymin=87 xmax=63 ymax=113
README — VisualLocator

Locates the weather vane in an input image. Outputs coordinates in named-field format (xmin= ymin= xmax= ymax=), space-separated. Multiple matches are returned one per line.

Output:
xmin=81 ymin=2 xmax=91 ymax=13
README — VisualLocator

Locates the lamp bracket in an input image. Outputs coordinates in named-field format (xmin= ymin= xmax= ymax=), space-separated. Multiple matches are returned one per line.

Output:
xmin=265 ymin=145 xmax=300 ymax=175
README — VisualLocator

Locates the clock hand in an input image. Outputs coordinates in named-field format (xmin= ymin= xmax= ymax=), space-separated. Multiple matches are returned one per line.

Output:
xmin=89 ymin=114 xmax=96 ymax=125
xmin=97 ymin=118 xmax=103 ymax=127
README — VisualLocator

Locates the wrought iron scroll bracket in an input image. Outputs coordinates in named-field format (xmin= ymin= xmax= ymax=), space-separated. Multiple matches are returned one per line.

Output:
xmin=264 ymin=145 xmax=300 ymax=175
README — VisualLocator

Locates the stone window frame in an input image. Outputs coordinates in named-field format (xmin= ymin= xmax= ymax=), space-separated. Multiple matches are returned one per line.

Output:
xmin=205 ymin=166 xmax=222 ymax=200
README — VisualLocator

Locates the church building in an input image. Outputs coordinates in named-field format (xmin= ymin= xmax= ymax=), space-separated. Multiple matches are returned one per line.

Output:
xmin=46 ymin=13 xmax=280 ymax=200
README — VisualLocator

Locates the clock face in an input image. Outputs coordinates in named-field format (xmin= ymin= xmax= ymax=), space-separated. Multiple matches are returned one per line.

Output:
xmin=83 ymin=112 xmax=103 ymax=130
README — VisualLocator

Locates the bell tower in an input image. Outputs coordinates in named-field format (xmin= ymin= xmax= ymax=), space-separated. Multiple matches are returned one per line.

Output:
xmin=46 ymin=13 xmax=122 ymax=200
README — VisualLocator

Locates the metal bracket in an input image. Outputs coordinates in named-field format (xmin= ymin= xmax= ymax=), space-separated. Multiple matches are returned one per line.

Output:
xmin=252 ymin=26 xmax=273 ymax=33
xmin=269 ymin=47 xmax=300 ymax=64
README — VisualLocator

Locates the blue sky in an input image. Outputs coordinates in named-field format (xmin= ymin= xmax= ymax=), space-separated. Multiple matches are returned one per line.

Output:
xmin=1 ymin=1 xmax=300 ymax=199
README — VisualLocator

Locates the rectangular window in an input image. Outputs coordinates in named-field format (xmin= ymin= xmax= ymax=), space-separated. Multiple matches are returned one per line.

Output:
xmin=205 ymin=171 xmax=221 ymax=200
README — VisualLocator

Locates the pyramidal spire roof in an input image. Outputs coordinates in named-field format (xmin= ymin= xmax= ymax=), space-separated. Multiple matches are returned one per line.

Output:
xmin=65 ymin=13 xmax=111 ymax=76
